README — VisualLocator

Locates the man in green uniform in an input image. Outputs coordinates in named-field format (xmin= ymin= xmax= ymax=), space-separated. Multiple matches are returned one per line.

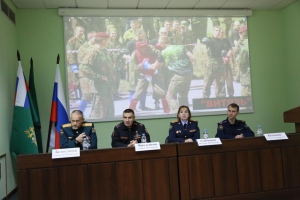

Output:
xmin=79 ymin=32 xmax=115 ymax=119
xmin=235 ymin=25 xmax=251 ymax=96
xmin=148 ymin=36 xmax=195 ymax=113
xmin=66 ymin=26 xmax=86 ymax=99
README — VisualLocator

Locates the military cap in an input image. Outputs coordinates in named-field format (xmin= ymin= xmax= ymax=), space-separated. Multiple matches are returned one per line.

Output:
xmin=94 ymin=32 xmax=110 ymax=39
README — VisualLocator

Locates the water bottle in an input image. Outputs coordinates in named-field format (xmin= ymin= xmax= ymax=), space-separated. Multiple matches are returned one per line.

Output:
xmin=82 ymin=138 xmax=89 ymax=150
xmin=203 ymin=129 xmax=209 ymax=139
xmin=257 ymin=125 xmax=263 ymax=136
xmin=141 ymin=133 xmax=147 ymax=143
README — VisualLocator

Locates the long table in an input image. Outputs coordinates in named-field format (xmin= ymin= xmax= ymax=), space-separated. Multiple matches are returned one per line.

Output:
xmin=18 ymin=133 xmax=300 ymax=200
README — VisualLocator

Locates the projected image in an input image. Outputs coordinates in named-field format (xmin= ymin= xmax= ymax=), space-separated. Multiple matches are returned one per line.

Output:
xmin=64 ymin=16 xmax=252 ymax=121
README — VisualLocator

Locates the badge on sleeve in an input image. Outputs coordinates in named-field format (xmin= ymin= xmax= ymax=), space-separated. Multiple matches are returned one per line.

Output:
xmin=92 ymin=127 xmax=96 ymax=133
xmin=218 ymin=125 xmax=223 ymax=130
xmin=60 ymin=129 xmax=64 ymax=136
xmin=169 ymin=125 xmax=173 ymax=130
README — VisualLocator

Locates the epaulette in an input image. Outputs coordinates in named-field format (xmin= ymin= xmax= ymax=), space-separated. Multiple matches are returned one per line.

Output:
xmin=171 ymin=119 xmax=179 ymax=124
xmin=218 ymin=120 xmax=226 ymax=125
xmin=115 ymin=122 xmax=122 ymax=128
xmin=62 ymin=123 xmax=71 ymax=128
xmin=82 ymin=123 xmax=92 ymax=127
xmin=190 ymin=119 xmax=197 ymax=122
xmin=134 ymin=122 xmax=144 ymax=127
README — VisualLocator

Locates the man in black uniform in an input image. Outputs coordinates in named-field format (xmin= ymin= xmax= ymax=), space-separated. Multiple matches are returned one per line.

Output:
xmin=60 ymin=110 xmax=98 ymax=149
xmin=215 ymin=103 xmax=254 ymax=139
xmin=202 ymin=25 xmax=231 ymax=98
xmin=111 ymin=109 xmax=151 ymax=147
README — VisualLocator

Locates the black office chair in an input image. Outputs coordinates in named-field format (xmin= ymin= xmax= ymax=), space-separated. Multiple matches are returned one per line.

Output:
xmin=165 ymin=136 xmax=169 ymax=144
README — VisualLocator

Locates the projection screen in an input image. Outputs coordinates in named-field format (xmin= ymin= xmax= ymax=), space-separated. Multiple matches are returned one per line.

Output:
xmin=63 ymin=15 xmax=253 ymax=122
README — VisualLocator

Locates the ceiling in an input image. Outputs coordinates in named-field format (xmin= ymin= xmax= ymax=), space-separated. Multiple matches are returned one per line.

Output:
xmin=11 ymin=0 xmax=297 ymax=10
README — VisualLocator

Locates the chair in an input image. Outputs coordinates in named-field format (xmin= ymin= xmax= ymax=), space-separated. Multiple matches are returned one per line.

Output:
xmin=165 ymin=136 xmax=169 ymax=144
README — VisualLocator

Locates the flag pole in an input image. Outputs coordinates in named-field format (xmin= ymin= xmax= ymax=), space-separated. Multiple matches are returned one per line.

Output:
xmin=46 ymin=54 xmax=60 ymax=152
xmin=17 ymin=50 xmax=20 ymax=61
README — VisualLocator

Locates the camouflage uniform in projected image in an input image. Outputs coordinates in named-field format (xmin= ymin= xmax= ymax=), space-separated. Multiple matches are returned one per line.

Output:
xmin=77 ymin=41 xmax=94 ymax=113
xmin=152 ymin=36 xmax=193 ymax=113
xmin=201 ymin=26 xmax=230 ymax=98
xmin=236 ymin=25 xmax=251 ymax=96
xmin=66 ymin=26 xmax=86 ymax=99
xmin=79 ymin=32 xmax=115 ymax=119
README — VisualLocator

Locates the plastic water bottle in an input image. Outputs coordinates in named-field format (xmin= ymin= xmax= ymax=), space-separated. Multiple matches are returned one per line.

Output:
xmin=141 ymin=133 xmax=147 ymax=143
xmin=203 ymin=129 xmax=209 ymax=139
xmin=257 ymin=125 xmax=263 ymax=136
xmin=82 ymin=138 xmax=90 ymax=150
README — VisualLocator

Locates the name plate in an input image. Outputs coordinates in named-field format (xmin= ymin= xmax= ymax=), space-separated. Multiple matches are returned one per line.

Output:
xmin=197 ymin=138 xmax=222 ymax=146
xmin=52 ymin=148 xmax=80 ymax=159
xmin=135 ymin=142 xmax=161 ymax=151
xmin=264 ymin=132 xmax=288 ymax=141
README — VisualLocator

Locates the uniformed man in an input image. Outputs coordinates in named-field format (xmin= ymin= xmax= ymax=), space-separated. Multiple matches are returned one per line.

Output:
xmin=201 ymin=25 xmax=231 ymax=98
xmin=148 ymin=36 xmax=195 ymax=113
xmin=215 ymin=103 xmax=254 ymax=139
xmin=111 ymin=109 xmax=151 ymax=147
xmin=235 ymin=25 xmax=251 ymax=96
xmin=169 ymin=105 xmax=200 ymax=143
xmin=79 ymin=32 xmax=115 ymax=119
xmin=60 ymin=110 xmax=98 ymax=149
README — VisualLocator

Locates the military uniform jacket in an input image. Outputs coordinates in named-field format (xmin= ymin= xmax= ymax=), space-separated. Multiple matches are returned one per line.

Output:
xmin=60 ymin=122 xmax=97 ymax=150
xmin=169 ymin=120 xmax=200 ymax=143
xmin=216 ymin=118 xmax=254 ymax=139
xmin=111 ymin=121 xmax=151 ymax=147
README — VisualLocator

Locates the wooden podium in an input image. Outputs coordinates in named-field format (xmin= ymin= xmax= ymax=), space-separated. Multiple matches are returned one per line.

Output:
xmin=284 ymin=106 xmax=300 ymax=132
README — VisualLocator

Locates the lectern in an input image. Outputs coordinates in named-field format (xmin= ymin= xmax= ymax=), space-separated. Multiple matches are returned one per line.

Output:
xmin=283 ymin=106 xmax=300 ymax=132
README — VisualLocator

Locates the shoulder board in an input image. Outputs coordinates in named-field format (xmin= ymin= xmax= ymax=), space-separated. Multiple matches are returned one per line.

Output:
xmin=171 ymin=120 xmax=179 ymax=123
xmin=190 ymin=119 xmax=197 ymax=122
xmin=135 ymin=122 xmax=144 ymax=126
xmin=82 ymin=123 xmax=92 ymax=127
xmin=237 ymin=120 xmax=245 ymax=123
xmin=218 ymin=120 xmax=227 ymax=124
xmin=115 ymin=122 xmax=122 ymax=128
xmin=62 ymin=123 xmax=71 ymax=128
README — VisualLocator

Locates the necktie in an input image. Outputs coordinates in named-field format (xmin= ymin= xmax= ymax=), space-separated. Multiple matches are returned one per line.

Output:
xmin=184 ymin=123 xmax=187 ymax=129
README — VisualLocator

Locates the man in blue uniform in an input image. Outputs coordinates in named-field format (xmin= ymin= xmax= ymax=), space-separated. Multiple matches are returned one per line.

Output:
xmin=60 ymin=110 xmax=98 ymax=149
xmin=216 ymin=103 xmax=254 ymax=139
xmin=111 ymin=109 xmax=151 ymax=147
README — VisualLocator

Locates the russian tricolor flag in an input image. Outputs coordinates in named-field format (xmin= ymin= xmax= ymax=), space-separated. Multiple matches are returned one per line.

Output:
xmin=47 ymin=64 xmax=69 ymax=151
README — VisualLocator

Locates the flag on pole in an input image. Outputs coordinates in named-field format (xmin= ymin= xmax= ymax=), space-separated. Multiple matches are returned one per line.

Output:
xmin=47 ymin=58 xmax=69 ymax=152
xmin=29 ymin=58 xmax=43 ymax=153
xmin=10 ymin=61 xmax=39 ymax=158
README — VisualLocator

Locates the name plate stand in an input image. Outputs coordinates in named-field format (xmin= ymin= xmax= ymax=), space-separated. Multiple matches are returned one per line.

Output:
xmin=264 ymin=132 xmax=288 ymax=141
xmin=52 ymin=148 xmax=80 ymax=159
xmin=197 ymin=138 xmax=222 ymax=146
xmin=135 ymin=142 xmax=161 ymax=151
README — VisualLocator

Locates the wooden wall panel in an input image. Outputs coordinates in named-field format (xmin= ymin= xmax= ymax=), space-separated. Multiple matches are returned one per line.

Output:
xmin=188 ymin=155 xmax=214 ymax=199
xmin=88 ymin=163 xmax=116 ymax=200
xmin=178 ymin=156 xmax=190 ymax=200
xmin=259 ymin=148 xmax=284 ymax=191
xmin=28 ymin=168 xmax=59 ymax=200
xmin=282 ymin=146 xmax=300 ymax=188
xmin=213 ymin=152 xmax=238 ymax=196
xmin=18 ymin=170 xmax=28 ymax=200
xmin=58 ymin=165 xmax=88 ymax=200
xmin=236 ymin=150 xmax=261 ymax=193
xmin=168 ymin=157 xmax=179 ymax=200
xmin=143 ymin=158 xmax=171 ymax=200
xmin=116 ymin=160 xmax=143 ymax=200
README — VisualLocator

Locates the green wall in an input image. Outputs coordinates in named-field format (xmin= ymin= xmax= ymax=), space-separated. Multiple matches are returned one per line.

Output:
xmin=282 ymin=1 xmax=300 ymax=108
xmin=1 ymin=1 xmax=300 ymax=196
xmin=0 ymin=0 xmax=18 ymax=197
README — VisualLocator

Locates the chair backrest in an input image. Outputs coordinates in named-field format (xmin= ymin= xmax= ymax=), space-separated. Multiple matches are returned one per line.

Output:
xmin=165 ymin=136 xmax=169 ymax=144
